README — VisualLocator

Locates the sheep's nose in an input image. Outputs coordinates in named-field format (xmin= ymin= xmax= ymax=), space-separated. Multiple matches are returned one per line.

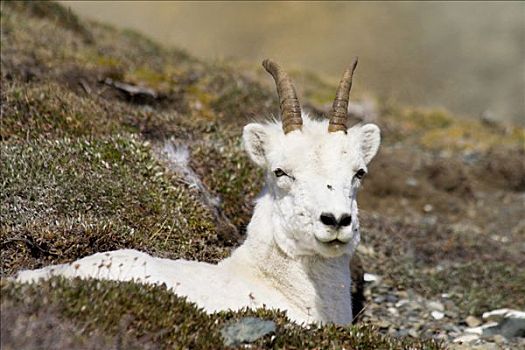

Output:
xmin=320 ymin=213 xmax=337 ymax=227
xmin=320 ymin=213 xmax=352 ymax=228
xmin=338 ymin=214 xmax=352 ymax=227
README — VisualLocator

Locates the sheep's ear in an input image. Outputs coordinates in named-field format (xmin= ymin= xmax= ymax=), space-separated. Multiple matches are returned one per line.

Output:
xmin=243 ymin=123 xmax=270 ymax=167
xmin=359 ymin=124 xmax=381 ymax=164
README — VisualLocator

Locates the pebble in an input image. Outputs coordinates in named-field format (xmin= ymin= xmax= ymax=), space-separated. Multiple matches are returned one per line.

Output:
xmin=446 ymin=310 xmax=459 ymax=319
xmin=423 ymin=204 xmax=434 ymax=212
xmin=453 ymin=334 xmax=480 ymax=343
xmin=408 ymin=329 xmax=419 ymax=338
xmin=397 ymin=290 xmax=409 ymax=299
xmin=431 ymin=311 xmax=445 ymax=320
xmin=377 ymin=320 xmax=391 ymax=329
xmin=395 ymin=299 xmax=409 ymax=308
xmin=491 ymin=334 xmax=507 ymax=344
xmin=385 ymin=294 xmax=398 ymax=303
xmin=466 ymin=315 xmax=482 ymax=327
xmin=373 ymin=296 xmax=385 ymax=303
xmin=396 ymin=329 xmax=409 ymax=337
xmin=427 ymin=301 xmax=445 ymax=312
xmin=388 ymin=307 xmax=399 ymax=316
xmin=482 ymin=308 xmax=525 ymax=322
xmin=363 ymin=273 xmax=380 ymax=282
xmin=360 ymin=276 xmax=524 ymax=348
xmin=220 ymin=317 xmax=276 ymax=346
xmin=406 ymin=178 xmax=418 ymax=187
xmin=465 ymin=322 xmax=498 ymax=335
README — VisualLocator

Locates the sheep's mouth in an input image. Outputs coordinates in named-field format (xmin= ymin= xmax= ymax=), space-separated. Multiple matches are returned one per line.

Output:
xmin=316 ymin=238 xmax=348 ymax=246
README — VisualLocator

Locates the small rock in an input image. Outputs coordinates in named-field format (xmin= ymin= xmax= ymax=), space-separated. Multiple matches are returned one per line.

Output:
xmin=490 ymin=234 xmax=509 ymax=243
xmin=422 ymin=215 xmax=438 ymax=226
xmin=414 ymin=321 xmax=426 ymax=330
xmin=406 ymin=178 xmax=418 ymax=187
xmin=397 ymin=290 xmax=409 ymax=299
xmin=377 ymin=320 xmax=391 ymax=329
xmin=449 ymin=331 xmax=462 ymax=338
xmin=474 ymin=344 xmax=499 ymax=350
xmin=444 ymin=299 xmax=457 ymax=310
xmin=427 ymin=301 xmax=445 ymax=312
xmin=396 ymin=329 xmax=409 ymax=337
xmin=395 ymin=299 xmax=410 ymax=308
xmin=388 ymin=307 xmax=399 ymax=316
xmin=446 ymin=310 xmax=459 ymax=319
xmin=465 ymin=322 xmax=499 ymax=335
xmin=466 ymin=315 xmax=482 ymax=327
xmin=431 ymin=311 xmax=445 ymax=320
xmin=385 ymin=294 xmax=398 ymax=303
xmin=444 ymin=323 xmax=460 ymax=332
xmin=453 ymin=334 xmax=480 ymax=343
xmin=491 ymin=334 xmax=507 ymax=344
xmin=363 ymin=273 xmax=380 ymax=282
xmin=408 ymin=329 xmax=419 ymax=338
xmin=373 ymin=296 xmax=385 ymax=303
xmin=423 ymin=204 xmax=434 ymax=213
xmin=220 ymin=317 xmax=276 ymax=346
xmin=482 ymin=309 xmax=525 ymax=322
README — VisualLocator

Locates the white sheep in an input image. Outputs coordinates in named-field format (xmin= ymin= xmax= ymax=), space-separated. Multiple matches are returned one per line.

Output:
xmin=15 ymin=58 xmax=381 ymax=325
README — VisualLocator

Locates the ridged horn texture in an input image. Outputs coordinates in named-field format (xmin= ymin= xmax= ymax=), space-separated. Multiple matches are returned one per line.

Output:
xmin=329 ymin=57 xmax=359 ymax=133
xmin=262 ymin=59 xmax=302 ymax=134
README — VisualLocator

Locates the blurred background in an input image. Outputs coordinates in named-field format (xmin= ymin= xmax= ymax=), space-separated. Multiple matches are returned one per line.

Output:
xmin=63 ymin=1 xmax=524 ymax=124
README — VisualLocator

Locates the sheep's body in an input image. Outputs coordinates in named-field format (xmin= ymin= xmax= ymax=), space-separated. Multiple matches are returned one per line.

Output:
xmin=14 ymin=60 xmax=381 ymax=325
xmin=15 ymin=249 xmax=300 ymax=320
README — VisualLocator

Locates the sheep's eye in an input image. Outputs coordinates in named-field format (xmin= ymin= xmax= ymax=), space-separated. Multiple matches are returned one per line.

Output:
xmin=273 ymin=168 xmax=287 ymax=178
xmin=355 ymin=169 xmax=366 ymax=179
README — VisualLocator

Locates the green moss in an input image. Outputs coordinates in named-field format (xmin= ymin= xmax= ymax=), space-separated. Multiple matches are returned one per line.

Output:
xmin=127 ymin=66 xmax=168 ymax=87
xmin=1 ymin=278 xmax=443 ymax=349
xmin=0 ymin=135 xmax=224 ymax=275
xmin=406 ymin=109 xmax=454 ymax=129
xmin=93 ymin=55 xmax=122 ymax=69
xmin=190 ymin=133 xmax=263 ymax=229
xmin=0 ymin=80 xmax=127 ymax=140
xmin=203 ymin=63 xmax=275 ymax=125
xmin=4 ymin=0 xmax=93 ymax=42
xmin=0 ymin=78 xmax=206 ymax=141
xmin=379 ymin=104 xmax=525 ymax=152
xmin=419 ymin=122 xmax=525 ymax=152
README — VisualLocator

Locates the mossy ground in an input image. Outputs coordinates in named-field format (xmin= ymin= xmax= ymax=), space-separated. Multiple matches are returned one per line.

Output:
xmin=1 ymin=135 xmax=225 ymax=276
xmin=1 ymin=1 xmax=524 ymax=348
xmin=1 ymin=278 xmax=441 ymax=350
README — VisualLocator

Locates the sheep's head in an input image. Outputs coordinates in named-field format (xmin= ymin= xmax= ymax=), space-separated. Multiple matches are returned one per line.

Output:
xmin=243 ymin=59 xmax=380 ymax=259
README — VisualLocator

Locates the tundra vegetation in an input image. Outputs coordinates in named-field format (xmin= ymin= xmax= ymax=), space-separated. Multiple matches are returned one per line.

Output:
xmin=1 ymin=2 xmax=524 ymax=349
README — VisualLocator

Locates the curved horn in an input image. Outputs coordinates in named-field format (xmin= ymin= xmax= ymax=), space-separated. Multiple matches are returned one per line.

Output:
xmin=329 ymin=57 xmax=358 ymax=133
xmin=262 ymin=59 xmax=302 ymax=134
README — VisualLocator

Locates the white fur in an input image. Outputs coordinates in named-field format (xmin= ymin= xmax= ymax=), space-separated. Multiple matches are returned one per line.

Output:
xmin=15 ymin=115 xmax=380 ymax=325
